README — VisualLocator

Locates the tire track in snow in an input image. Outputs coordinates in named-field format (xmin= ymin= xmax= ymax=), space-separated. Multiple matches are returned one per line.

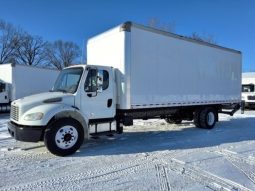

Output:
xmin=2 ymin=131 xmax=253 ymax=191
xmin=0 ymin=150 xmax=52 ymax=165
xmin=166 ymin=158 xmax=252 ymax=191
xmin=0 ymin=137 xmax=13 ymax=142
xmin=227 ymin=159 xmax=255 ymax=185
xmin=215 ymin=149 xmax=255 ymax=165
xmin=215 ymin=149 xmax=255 ymax=185
xmin=2 ymin=148 xmax=252 ymax=191
xmin=0 ymin=156 xmax=151 ymax=191
xmin=0 ymin=150 xmax=154 ymax=188
xmin=155 ymin=164 xmax=171 ymax=191
xmin=0 ymin=151 xmax=177 ymax=190
xmin=0 ymin=141 xmax=45 ymax=152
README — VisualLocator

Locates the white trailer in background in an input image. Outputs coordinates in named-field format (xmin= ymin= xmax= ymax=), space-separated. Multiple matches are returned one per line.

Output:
xmin=242 ymin=72 xmax=255 ymax=108
xmin=0 ymin=63 xmax=59 ymax=108
xmin=8 ymin=22 xmax=242 ymax=156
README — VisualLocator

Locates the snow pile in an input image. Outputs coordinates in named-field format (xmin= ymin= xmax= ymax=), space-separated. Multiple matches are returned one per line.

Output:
xmin=0 ymin=111 xmax=255 ymax=190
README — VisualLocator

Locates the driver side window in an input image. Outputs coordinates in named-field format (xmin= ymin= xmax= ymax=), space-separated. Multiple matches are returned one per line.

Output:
xmin=84 ymin=68 xmax=109 ymax=93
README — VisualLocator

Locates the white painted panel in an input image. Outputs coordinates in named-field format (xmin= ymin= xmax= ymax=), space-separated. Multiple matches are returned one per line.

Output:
xmin=0 ymin=64 xmax=13 ymax=84
xmin=87 ymin=27 xmax=130 ymax=109
xmin=130 ymin=27 xmax=241 ymax=108
xmin=13 ymin=65 xmax=59 ymax=100
xmin=0 ymin=63 xmax=59 ymax=101
xmin=87 ymin=23 xmax=241 ymax=110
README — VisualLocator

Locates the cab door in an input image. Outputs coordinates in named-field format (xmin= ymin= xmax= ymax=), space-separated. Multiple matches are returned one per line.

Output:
xmin=80 ymin=66 xmax=116 ymax=120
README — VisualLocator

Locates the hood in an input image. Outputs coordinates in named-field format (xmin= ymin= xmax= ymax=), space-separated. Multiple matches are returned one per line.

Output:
xmin=242 ymin=92 xmax=255 ymax=95
xmin=12 ymin=92 xmax=75 ymax=115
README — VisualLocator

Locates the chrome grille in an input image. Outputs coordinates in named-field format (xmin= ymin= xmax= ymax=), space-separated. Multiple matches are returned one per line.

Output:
xmin=11 ymin=105 xmax=19 ymax=121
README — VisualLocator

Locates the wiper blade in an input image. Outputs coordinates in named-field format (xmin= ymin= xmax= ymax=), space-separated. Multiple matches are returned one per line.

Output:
xmin=51 ymin=89 xmax=68 ymax=93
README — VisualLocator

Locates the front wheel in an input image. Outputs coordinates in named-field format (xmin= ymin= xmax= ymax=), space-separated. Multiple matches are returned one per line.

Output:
xmin=44 ymin=118 xmax=84 ymax=156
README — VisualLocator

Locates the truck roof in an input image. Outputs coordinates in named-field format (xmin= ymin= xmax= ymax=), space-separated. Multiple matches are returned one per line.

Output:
xmin=242 ymin=72 xmax=255 ymax=78
xmin=88 ymin=21 xmax=241 ymax=55
xmin=0 ymin=63 xmax=59 ymax=71
xmin=65 ymin=64 xmax=112 ymax=71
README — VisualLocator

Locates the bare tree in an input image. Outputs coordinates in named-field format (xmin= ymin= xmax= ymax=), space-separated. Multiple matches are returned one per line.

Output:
xmin=45 ymin=40 xmax=81 ymax=70
xmin=147 ymin=18 xmax=217 ymax=45
xmin=189 ymin=32 xmax=217 ymax=44
xmin=15 ymin=33 xmax=47 ymax=66
xmin=0 ymin=19 xmax=81 ymax=69
xmin=148 ymin=18 xmax=176 ymax=33
xmin=0 ymin=19 xmax=20 ymax=64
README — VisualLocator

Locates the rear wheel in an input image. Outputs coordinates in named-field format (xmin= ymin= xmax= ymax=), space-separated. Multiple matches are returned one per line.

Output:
xmin=194 ymin=107 xmax=218 ymax=129
xmin=199 ymin=107 xmax=217 ymax=129
xmin=44 ymin=118 xmax=84 ymax=156
xmin=194 ymin=108 xmax=202 ymax=128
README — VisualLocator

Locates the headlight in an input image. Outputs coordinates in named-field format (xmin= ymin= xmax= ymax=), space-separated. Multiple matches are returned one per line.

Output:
xmin=24 ymin=112 xmax=44 ymax=121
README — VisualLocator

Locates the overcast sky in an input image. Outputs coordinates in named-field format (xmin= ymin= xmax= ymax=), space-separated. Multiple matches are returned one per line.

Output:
xmin=0 ymin=0 xmax=254 ymax=71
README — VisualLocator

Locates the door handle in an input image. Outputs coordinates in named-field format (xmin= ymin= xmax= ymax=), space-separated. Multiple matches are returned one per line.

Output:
xmin=107 ymin=99 xmax=112 ymax=108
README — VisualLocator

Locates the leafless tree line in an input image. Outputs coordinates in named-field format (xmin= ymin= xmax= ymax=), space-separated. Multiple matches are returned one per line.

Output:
xmin=0 ymin=19 xmax=81 ymax=69
xmin=0 ymin=18 xmax=217 ymax=70
xmin=147 ymin=18 xmax=217 ymax=44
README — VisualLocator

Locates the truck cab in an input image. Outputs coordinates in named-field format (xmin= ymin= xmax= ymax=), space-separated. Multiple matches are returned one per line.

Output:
xmin=8 ymin=65 xmax=119 ymax=156
xmin=242 ymin=72 xmax=255 ymax=109
xmin=242 ymin=83 xmax=255 ymax=108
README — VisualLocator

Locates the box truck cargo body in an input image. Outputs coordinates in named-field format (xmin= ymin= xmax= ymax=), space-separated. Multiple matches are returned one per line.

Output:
xmin=0 ymin=63 xmax=59 ymax=105
xmin=8 ymin=22 xmax=242 ymax=156
xmin=87 ymin=22 xmax=241 ymax=110
xmin=242 ymin=72 xmax=255 ymax=108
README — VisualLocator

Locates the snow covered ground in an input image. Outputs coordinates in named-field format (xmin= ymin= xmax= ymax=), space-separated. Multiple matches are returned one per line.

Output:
xmin=0 ymin=110 xmax=255 ymax=191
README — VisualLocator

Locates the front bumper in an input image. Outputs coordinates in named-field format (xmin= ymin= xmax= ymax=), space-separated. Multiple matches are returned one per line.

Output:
xmin=8 ymin=121 xmax=45 ymax=142
xmin=245 ymin=102 xmax=255 ymax=108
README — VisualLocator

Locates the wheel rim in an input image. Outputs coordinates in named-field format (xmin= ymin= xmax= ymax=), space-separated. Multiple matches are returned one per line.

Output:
xmin=55 ymin=126 xmax=78 ymax=149
xmin=207 ymin=112 xmax=215 ymax=126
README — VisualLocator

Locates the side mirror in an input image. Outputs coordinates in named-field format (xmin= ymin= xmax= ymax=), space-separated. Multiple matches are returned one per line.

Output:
xmin=97 ymin=71 xmax=104 ymax=94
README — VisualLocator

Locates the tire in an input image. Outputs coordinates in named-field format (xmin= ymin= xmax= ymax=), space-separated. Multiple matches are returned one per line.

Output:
xmin=116 ymin=121 xmax=123 ymax=134
xmin=199 ymin=107 xmax=217 ymax=129
xmin=194 ymin=108 xmax=202 ymax=128
xmin=173 ymin=119 xmax=182 ymax=124
xmin=165 ymin=118 xmax=182 ymax=124
xmin=165 ymin=118 xmax=173 ymax=124
xmin=44 ymin=118 xmax=84 ymax=156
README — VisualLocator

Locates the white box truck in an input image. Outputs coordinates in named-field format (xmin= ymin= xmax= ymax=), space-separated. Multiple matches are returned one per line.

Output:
xmin=8 ymin=22 xmax=242 ymax=156
xmin=0 ymin=63 xmax=59 ymax=109
xmin=242 ymin=72 xmax=255 ymax=108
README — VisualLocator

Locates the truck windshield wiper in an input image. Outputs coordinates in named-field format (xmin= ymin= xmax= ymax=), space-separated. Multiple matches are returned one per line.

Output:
xmin=51 ymin=89 xmax=68 ymax=93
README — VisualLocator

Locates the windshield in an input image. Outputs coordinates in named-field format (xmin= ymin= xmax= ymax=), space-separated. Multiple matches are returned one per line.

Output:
xmin=52 ymin=67 xmax=83 ymax=94
xmin=242 ymin=84 xmax=255 ymax=92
